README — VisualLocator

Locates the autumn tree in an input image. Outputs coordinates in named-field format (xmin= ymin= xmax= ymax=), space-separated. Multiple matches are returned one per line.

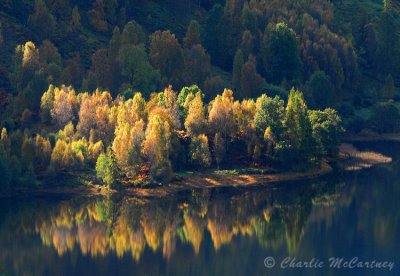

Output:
xmin=213 ymin=132 xmax=225 ymax=169
xmin=132 ymin=92 xmax=146 ymax=119
xmin=91 ymin=48 xmax=112 ymax=89
xmin=112 ymin=119 xmax=145 ymax=176
xmin=189 ymin=134 xmax=211 ymax=168
xmin=50 ymin=131 xmax=88 ymax=172
xmin=12 ymin=41 xmax=40 ymax=93
xmin=155 ymin=86 xmax=181 ymax=129
xmin=38 ymin=40 xmax=62 ymax=85
xmin=239 ymin=30 xmax=254 ymax=59
xmin=150 ymin=30 xmax=184 ymax=87
xmin=28 ymin=0 xmax=56 ymax=39
xmin=254 ymin=94 xmax=285 ymax=143
xmin=184 ymin=92 xmax=207 ymax=136
xmin=88 ymin=140 xmax=104 ymax=165
xmin=204 ymin=76 xmax=226 ymax=101
xmin=183 ymin=44 xmax=211 ymax=86
xmin=121 ymin=21 xmax=146 ymax=47
xmin=0 ymin=130 xmax=12 ymax=184
xmin=34 ymin=134 xmax=52 ymax=169
xmin=89 ymin=0 xmax=108 ymax=32
xmin=58 ymin=122 xmax=75 ymax=142
xmin=1 ymin=128 xmax=11 ymax=158
xmin=19 ymin=74 xmax=48 ymax=112
xmin=40 ymin=85 xmax=55 ymax=123
xmin=203 ymin=4 xmax=236 ymax=69
xmin=184 ymin=20 xmax=201 ymax=48
xmin=208 ymin=89 xmax=235 ymax=140
xmin=305 ymin=71 xmax=334 ymax=109
xmin=119 ymin=44 xmax=160 ymax=97
xmin=51 ymin=86 xmax=78 ymax=128
xmin=203 ymin=4 xmax=225 ymax=66
xmin=39 ymin=40 xmax=61 ymax=67
xmin=108 ymin=26 xmax=122 ymax=92
xmin=241 ymin=3 xmax=258 ymax=34
xmin=232 ymin=49 xmax=244 ymax=91
xmin=61 ymin=53 xmax=84 ymax=88
xmin=233 ymin=99 xmax=257 ymax=156
xmin=224 ymin=0 xmax=245 ymax=17
xmin=47 ymin=0 xmax=70 ymax=21
xmin=77 ymin=90 xmax=114 ymax=145
xmin=142 ymin=114 xmax=173 ymax=183
xmin=281 ymin=88 xmax=315 ymax=163
xmin=309 ymin=108 xmax=344 ymax=157
xmin=96 ymin=148 xmax=120 ymax=189
xmin=12 ymin=41 xmax=49 ymax=111
xmin=239 ymin=55 xmax=266 ymax=98
xmin=178 ymin=85 xmax=202 ymax=110
xmin=263 ymin=23 xmax=301 ymax=84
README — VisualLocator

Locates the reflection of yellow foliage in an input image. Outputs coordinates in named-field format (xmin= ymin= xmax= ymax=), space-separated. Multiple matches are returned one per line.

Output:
xmin=53 ymin=205 xmax=74 ymax=229
xmin=263 ymin=208 xmax=272 ymax=223
xmin=110 ymin=216 xmax=146 ymax=261
xmin=77 ymin=222 xmax=108 ymax=256
xmin=199 ymin=205 xmax=208 ymax=218
xmin=23 ymin=184 xmax=319 ymax=262
xmin=52 ymin=227 xmax=75 ymax=256
xmin=162 ymin=223 xmax=177 ymax=260
xmin=284 ymin=215 xmax=303 ymax=255
xmin=129 ymin=229 xmax=146 ymax=261
xmin=111 ymin=217 xmax=130 ymax=257
xmin=87 ymin=204 xmax=104 ymax=223
xmin=36 ymin=221 xmax=52 ymax=247
xmin=32 ymin=200 xmax=303 ymax=260
xmin=207 ymin=220 xmax=233 ymax=250
xmin=141 ymin=215 xmax=162 ymax=252
xmin=237 ymin=218 xmax=254 ymax=236
xmin=183 ymin=213 xmax=204 ymax=255
xmin=74 ymin=208 xmax=86 ymax=224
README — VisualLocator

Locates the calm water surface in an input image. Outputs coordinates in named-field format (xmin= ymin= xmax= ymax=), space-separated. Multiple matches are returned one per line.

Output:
xmin=0 ymin=141 xmax=399 ymax=276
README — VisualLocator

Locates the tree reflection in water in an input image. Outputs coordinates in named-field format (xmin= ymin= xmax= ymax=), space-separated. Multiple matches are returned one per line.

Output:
xmin=1 ymin=179 xmax=343 ymax=261
xmin=0 ymin=141 xmax=399 ymax=276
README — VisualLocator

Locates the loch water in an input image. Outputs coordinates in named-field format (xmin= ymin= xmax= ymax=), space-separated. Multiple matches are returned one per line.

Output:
xmin=0 ymin=141 xmax=399 ymax=276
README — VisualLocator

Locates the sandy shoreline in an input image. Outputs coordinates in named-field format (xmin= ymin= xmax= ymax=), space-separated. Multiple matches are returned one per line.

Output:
xmin=2 ymin=161 xmax=333 ymax=199
xmin=124 ymin=161 xmax=333 ymax=198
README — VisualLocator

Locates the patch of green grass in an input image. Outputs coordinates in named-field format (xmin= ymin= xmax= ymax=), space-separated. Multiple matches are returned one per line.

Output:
xmin=213 ymin=167 xmax=277 ymax=175
xmin=214 ymin=169 xmax=240 ymax=175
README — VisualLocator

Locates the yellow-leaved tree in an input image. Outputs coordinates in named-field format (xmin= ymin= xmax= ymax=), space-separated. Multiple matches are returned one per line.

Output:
xmin=142 ymin=114 xmax=172 ymax=184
